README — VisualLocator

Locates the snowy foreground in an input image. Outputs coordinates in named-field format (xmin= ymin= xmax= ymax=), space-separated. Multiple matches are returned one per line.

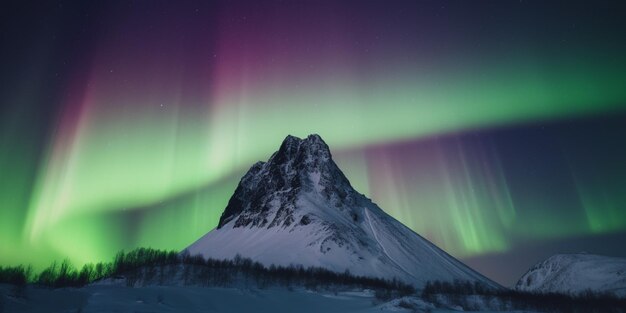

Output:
xmin=0 ymin=284 xmax=536 ymax=313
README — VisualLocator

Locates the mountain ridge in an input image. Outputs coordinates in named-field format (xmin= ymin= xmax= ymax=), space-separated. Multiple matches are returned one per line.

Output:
xmin=217 ymin=134 xmax=354 ymax=230
xmin=187 ymin=134 xmax=498 ymax=288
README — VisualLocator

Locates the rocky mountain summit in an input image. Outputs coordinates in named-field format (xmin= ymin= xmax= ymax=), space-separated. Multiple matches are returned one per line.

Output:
xmin=187 ymin=134 xmax=497 ymax=288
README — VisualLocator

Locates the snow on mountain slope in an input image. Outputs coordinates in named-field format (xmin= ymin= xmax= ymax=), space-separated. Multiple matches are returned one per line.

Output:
xmin=186 ymin=134 xmax=498 ymax=288
xmin=515 ymin=253 xmax=626 ymax=296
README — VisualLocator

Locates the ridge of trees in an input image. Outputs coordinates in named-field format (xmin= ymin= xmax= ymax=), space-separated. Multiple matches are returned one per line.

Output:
xmin=0 ymin=247 xmax=415 ymax=298
xmin=422 ymin=279 xmax=626 ymax=313
xmin=4 ymin=249 xmax=624 ymax=312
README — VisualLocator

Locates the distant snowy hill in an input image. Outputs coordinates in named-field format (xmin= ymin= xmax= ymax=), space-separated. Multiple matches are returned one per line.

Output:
xmin=515 ymin=253 xmax=626 ymax=297
xmin=186 ymin=134 xmax=497 ymax=288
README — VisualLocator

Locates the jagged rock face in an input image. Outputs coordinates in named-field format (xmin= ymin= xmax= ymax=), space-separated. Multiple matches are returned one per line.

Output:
xmin=187 ymin=134 xmax=498 ymax=288
xmin=218 ymin=134 xmax=357 ymax=229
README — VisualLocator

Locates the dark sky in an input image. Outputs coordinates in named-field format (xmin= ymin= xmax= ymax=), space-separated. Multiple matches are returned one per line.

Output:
xmin=1 ymin=0 xmax=626 ymax=286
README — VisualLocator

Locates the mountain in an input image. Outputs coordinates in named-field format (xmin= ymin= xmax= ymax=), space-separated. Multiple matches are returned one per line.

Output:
xmin=515 ymin=253 xmax=626 ymax=297
xmin=186 ymin=134 xmax=497 ymax=288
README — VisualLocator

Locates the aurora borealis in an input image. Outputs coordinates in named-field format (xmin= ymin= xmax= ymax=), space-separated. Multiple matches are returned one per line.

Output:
xmin=1 ymin=0 xmax=626 ymax=285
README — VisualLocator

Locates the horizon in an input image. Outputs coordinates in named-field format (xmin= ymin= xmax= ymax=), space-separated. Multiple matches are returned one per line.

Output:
xmin=2 ymin=0 xmax=626 ymax=288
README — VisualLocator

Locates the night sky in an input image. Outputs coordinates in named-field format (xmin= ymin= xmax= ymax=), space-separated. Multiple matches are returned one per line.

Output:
xmin=1 ymin=0 xmax=626 ymax=286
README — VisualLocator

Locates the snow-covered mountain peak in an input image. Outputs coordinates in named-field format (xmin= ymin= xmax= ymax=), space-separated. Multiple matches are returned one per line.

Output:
xmin=273 ymin=134 xmax=330 ymax=161
xmin=266 ymin=134 xmax=336 ymax=179
xmin=189 ymin=134 xmax=497 ymax=288
xmin=217 ymin=134 xmax=357 ymax=230
xmin=271 ymin=134 xmax=330 ymax=163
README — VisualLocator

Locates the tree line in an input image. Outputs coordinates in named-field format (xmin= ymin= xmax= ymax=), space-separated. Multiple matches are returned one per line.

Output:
xmin=4 ymin=252 xmax=625 ymax=311
xmin=0 ymin=247 xmax=415 ymax=299
xmin=422 ymin=279 xmax=626 ymax=313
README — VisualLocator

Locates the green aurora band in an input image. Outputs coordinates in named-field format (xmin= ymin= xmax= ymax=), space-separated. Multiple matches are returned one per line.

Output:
xmin=1 ymin=2 xmax=626 ymax=287
xmin=2 ymin=56 xmax=623 ymax=269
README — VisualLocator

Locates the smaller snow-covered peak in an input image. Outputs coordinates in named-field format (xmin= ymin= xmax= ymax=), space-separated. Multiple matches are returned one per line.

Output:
xmin=515 ymin=253 xmax=626 ymax=297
